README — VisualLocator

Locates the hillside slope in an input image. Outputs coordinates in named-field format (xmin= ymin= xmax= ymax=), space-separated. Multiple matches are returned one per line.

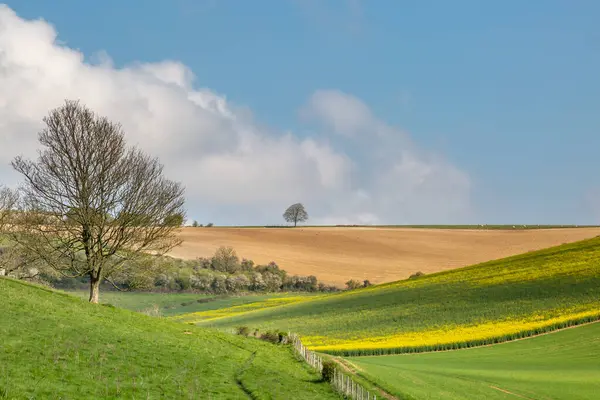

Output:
xmin=201 ymin=237 xmax=600 ymax=354
xmin=348 ymin=322 xmax=600 ymax=400
xmin=0 ymin=278 xmax=339 ymax=399
xmin=170 ymin=226 xmax=600 ymax=285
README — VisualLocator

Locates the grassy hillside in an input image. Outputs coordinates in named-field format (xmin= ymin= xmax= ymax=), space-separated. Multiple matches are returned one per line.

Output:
xmin=0 ymin=278 xmax=339 ymax=399
xmin=170 ymin=294 xmax=323 ymax=324
xmin=347 ymin=322 xmax=600 ymax=400
xmin=199 ymin=237 xmax=600 ymax=355
xmin=68 ymin=290 xmax=213 ymax=315
xmin=68 ymin=290 xmax=321 ymax=317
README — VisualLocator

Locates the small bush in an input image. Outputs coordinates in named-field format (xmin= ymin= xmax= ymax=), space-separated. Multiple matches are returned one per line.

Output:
xmin=409 ymin=271 xmax=425 ymax=279
xmin=206 ymin=222 xmax=214 ymax=227
xmin=260 ymin=331 xmax=281 ymax=344
xmin=321 ymin=360 xmax=336 ymax=382
xmin=236 ymin=326 xmax=250 ymax=336
xmin=345 ymin=279 xmax=362 ymax=290
xmin=277 ymin=331 xmax=288 ymax=343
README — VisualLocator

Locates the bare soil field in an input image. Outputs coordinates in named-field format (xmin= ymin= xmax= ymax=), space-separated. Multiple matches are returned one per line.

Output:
xmin=169 ymin=227 xmax=600 ymax=286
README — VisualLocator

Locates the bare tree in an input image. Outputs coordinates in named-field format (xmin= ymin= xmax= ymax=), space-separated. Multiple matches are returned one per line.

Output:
xmin=0 ymin=185 xmax=17 ymax=235
xmin=10 ymin=100 xmax=186 ymax=303
xmin=283 ymin=203 xmax=308 ymax=227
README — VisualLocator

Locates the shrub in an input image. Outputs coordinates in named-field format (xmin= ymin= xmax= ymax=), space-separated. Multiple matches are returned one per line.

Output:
xmin=195 ymin=257 xmax=212 ymax=270
xmin=409 ymin=271 xmax=425 ymax=279
xmin=363 ymin=279 xmax=372 ymax=287
xmin=277 ymin=331 xmax=288 ymax=343
xmin=206 ymin=222 xmax=214 ymax=227
xmin=260 ymin=331 xmax=281 ymax=344
xmin=226 ymin=274 xmax=250 ymax=292
xmin=236 ymin=326 xmax=250 ymax=336
xmin=175 ymin=271 xmax=192 ymax=290
xmin=250 ymin=272 xmax=266 ymax=291
xmin=345 ymin=279 xmax=362 ymax=290
xmin=240 ymin=258 xmax=255 ymax=271
xmin=255 ymin=261 xmax=284 ymax=276
xmin=283 ymin=275 xmax=318 ymax=291
xmin=190 ymin=271 xmax=213 ymax=291
xmin=210 ymin=275 xmax=227 ymax=294
xmin=321 ymin=360 xmax=336 ymax=382
xmin=262 ymin=272 xmax=283 ymax=292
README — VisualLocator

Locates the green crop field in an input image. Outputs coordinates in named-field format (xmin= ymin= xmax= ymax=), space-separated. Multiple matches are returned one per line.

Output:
xmin=197 ymin=237 xmax=600 ymax=355
xmin=68 ymin=290 xmax=321 ymax=317
xmin=0 ymin=278 xmax=340 ymax=399
xmin=346 ymin=322 xmax=600 ymax=400
xmin=170 ymin=293 xmax=324 ymax=324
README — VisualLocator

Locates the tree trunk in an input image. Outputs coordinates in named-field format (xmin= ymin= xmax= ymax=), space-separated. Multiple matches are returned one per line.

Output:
xmin=294 ymin=219 xmax=297 ymax=227
xmin=89 ymin=274 xmax=100 ymax=303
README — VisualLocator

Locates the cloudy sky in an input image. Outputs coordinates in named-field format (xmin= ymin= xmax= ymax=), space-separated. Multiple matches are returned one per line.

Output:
xmin=1 ymin=1 xmax=599 ymax=225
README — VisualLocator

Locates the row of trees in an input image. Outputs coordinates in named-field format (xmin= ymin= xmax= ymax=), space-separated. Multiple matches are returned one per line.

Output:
xmin=42 ymin=246 xmax=339 ymax=294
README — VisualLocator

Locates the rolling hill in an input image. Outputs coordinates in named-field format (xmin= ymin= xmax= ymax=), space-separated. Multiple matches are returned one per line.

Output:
xmin=346 ymin=322 xmax=600 ymax=400
xmin=170 ymin=226 xmax=600 ymax=285
xmin=195 ymin=237 xmax=600 ymax=355
xmin=0 ymin=278 xmax=339 ymax=399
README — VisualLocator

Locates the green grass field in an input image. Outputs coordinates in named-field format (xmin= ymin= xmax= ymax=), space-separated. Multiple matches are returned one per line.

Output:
xmin=347 ymin=322 xmax=600 ymax=400
xmin=197 ymin=237 xmax=600 ymax=354
xmin=68 ymin=290 xmax=213 ymax=315
xmin=170 ymin=293 xmax=324 ymax=324
xmin=69 ymin=290 xmax=323 ymax=317
xmin=1 ymin=278 xmax=340 ymax=399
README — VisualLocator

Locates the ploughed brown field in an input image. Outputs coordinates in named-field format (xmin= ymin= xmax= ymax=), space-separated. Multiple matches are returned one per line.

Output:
xmin=169 ymin=227 xmax=600 ymax=286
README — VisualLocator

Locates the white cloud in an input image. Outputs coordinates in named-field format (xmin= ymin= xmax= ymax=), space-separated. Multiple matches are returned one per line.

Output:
xmin=301 ymin=89 xmax=375 ymax=136
xmin=0 ymin=5 xmax=471 ymax=225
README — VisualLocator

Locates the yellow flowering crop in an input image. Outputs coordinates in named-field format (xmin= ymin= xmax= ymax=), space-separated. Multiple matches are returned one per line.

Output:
xmin=304 ymin=308 xmax=600 ymax=354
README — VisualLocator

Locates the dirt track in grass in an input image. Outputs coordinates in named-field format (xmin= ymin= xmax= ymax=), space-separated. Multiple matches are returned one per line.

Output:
xmin=169 ymin=227 xmax=600 ymax=286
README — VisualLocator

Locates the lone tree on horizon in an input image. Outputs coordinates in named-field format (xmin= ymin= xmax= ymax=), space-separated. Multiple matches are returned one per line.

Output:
xmin=283 ymin=203 xmax=308 ymax=227
xmin=10 ymin=100 xmax=186 ymax=303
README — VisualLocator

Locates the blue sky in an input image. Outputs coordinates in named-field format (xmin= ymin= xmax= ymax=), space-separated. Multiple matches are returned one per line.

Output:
xmin=1 ymin=1 xmax=599 ymax=224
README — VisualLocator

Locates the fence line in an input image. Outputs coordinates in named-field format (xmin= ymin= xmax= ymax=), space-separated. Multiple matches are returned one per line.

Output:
xmin=290 ymin=333 xmax=377 ymax=400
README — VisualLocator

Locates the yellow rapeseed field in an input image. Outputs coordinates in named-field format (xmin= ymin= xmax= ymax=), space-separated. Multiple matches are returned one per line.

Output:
xmin=304 ymin=308 xmax=600 ymax=353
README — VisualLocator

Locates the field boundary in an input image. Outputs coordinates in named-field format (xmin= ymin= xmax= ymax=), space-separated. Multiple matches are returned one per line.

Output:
xmin=205 ymin=225 xmax=598 ymax=230
xmin=290 ymin=333 xmax=382 ymax=400
xmin=317 ymin=313 xmax=600 ymax=357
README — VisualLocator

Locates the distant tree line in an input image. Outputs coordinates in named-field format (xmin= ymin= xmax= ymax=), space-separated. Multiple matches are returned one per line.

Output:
xmin=40 ymin=246 xmax=340 ymax=294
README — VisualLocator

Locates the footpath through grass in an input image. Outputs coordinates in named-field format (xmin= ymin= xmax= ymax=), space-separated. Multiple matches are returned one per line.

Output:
xmin=0 ymin=278 xmax=339 ymax=399
xmin=348 ymin=322 xmax=600 ymax=400
xmin=202 ymin=237 xmax=600 ymax=355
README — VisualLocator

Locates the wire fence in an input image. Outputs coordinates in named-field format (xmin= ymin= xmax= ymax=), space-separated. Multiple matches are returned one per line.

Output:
xmin=289 ymin=333 xmax=378 ymax=400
